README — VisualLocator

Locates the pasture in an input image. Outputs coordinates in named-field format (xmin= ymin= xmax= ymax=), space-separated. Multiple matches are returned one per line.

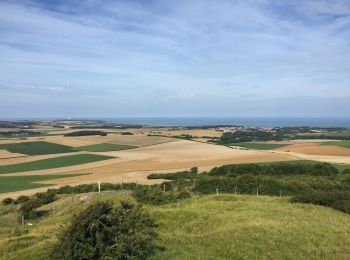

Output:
xmin=0 ymin=154 xmax=115 ymax=174
xmin=321 ymin=140 xmax=350 ymax=149
xmin=76 ymin=143 xmax=135 ymax=152
xmin=228 ymin=142 xmax=288 ymax=150
xmin=0 ymin=174 xmax=83 ymax=193
xmin=0 ymin=141 xmax=75 ymax=155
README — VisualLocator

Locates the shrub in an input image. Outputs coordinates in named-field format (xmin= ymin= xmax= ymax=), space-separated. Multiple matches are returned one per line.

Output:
xmin=64 ymin=130 xmax=107 ymax=137
xmin=2 ymin=197 xmax=14 ymax=205
xmin=15 ymin=195 xmax=30 ymax=204
xmin=51 ymin=201 xmax=160 ymax=259
xmin=132 ymin=188 xmax=190 ymax=205
xmin=291 ymin=190 xmax=350 ymax=214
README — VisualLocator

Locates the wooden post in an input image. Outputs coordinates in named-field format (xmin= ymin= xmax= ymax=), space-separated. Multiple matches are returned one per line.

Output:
xmin=98 ymin=181 xmax=101 ymax=195
xmin=256 ymin=188 xmax=259 ymax=196
xmin=216 ymin=188 xmax=219 ymax=195
xmin=163 ymin=183 xmax=166 ymax=192
xmin=22 ymin=215 xmax=24 ymax=226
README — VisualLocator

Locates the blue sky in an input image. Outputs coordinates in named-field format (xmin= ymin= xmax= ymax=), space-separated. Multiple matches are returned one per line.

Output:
xmin=0 ymin=0 xmax=349 ymax=118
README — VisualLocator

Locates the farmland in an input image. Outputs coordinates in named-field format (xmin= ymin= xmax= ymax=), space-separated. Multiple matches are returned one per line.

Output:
xmin=0 ymin=141 xmax=75 ymax=155
xmin=0 ymin=174 xmax=84 ymax=193
xmin=76 ymin=143 xmax=135 ymax=152
xmin=227 ymin=142 xmax=288 ymax=150
xmin=321 ymin=140 xmax=350 ymax=149
xmin=0 ymin=154 xmax=115 ymax=174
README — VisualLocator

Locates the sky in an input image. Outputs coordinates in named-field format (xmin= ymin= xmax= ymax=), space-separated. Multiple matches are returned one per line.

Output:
xmin=0 ymin=0 xmax=349 ymax=118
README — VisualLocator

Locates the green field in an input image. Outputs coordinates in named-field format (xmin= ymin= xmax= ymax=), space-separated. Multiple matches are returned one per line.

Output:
xmin=0 ymin=154 xmax=115 ymax=174
xmin=0 ymin=141 xmax=75 ymax=155
xmin=227 ymin=142 xmax=289 ymax=150
xmin=1 ymin=193 xmax=350 ymax=259
xmin=76 ymin=143 xmax=135 ymax=152
xmin=0 ymin=174 xmax=84 ymax=194
xmin=321 ymin=140 xmax=350 ymax=149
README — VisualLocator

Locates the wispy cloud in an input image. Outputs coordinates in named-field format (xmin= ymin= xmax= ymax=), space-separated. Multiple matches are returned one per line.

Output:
xmin=0 ymin=0 xmax=349 ymax=117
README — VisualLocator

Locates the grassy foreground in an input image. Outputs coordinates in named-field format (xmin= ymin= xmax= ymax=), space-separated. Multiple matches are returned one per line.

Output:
xmin=0 ymin=154 xmax=115 ymax=174
xmin=1 ymin=192 xmax=350 ymax=259
xmin=0 ymin=174 xmax=84 ymax=194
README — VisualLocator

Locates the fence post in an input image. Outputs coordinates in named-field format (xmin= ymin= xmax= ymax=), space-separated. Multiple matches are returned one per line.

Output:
xmin=256 ymin=187 xmax=259 ymax=196
xmin=98 ymin=181 xmax=101 ymax=195
xmin=280 ymin=189 xmax=282 ymax=197
xmin=22 ymin=215 xmax=24 ymax=226
xmin=163 ymin=183 xmax=166 ymax=192
xmin=216 ymin=188 xmax=219 ymax=195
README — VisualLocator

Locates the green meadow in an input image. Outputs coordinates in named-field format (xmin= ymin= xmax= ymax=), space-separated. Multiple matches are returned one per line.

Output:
xmin=0 ymin=154 xmax=115 ymax=174
xmin=0 ymin=141 xmax=75 ymax=155
xmin=228 ymin=142 xmax=289 ymax=150
xmin=321 ymin=140 xmax=350 ymax=149
xmin=0 ymin=174 xmax=84 ymax=194
xmin=1 ymin=193 xmax=350 ymax=259
xmin=76 ymin=143 xmax=135 ymax=152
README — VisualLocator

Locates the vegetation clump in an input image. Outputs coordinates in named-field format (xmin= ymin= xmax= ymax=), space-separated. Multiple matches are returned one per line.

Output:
xmin=64 ymin=130 xmax=107 ymax=136
xmin=51 ymin=201 xmax=160 ymax=259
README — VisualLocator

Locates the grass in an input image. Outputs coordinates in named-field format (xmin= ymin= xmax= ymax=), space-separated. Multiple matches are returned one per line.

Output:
xmin=321 ymin=140 xmax=350 ymax=149
xmin=0 ymin=141 xmax=75 ymax=155
xmin=0 ymin=154 xmax=115 ymax=174
xmin=1 ymin=193 xmax=350 ymax=259
xmin=0 ymin=174 xmax=84 ymax=194
xmin=76 ymin=143 xmax=135 ymax=152
xmin=227 ymin=142 xmax=289 ymax=150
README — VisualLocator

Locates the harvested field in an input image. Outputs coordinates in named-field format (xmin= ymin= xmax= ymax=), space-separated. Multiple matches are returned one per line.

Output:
xmin=275 ymin=142 xmax=350 ymax=156
xmin=0 ymin=150 xmax=24 ymax=159
xmin=73 ymin=134 xmax=175 ymax=147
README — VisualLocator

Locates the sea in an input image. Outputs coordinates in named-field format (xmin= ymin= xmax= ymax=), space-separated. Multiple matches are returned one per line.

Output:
xmin=3 ymin=117 xmax=350 ymax=128
xmin=103 ymin=117 xmax=350 ymax=128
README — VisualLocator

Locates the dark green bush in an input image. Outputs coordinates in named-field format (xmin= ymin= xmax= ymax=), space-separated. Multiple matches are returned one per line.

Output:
xmin=15 ymin=195 xmax=30 ymax=204
xmin=51 ymin=201 xmax=160 ymax=259
xmin=2 ymin=197 xmax=14 ymax=205
xmin=132 ymin=188 xmax=190 ymax=205
xmin=291 ymin=190 xmax=350 ymax=213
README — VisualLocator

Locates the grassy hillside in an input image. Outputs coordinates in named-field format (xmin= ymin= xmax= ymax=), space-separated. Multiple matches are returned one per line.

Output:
xmin=227 ymin=142 xmax=288 ymax=150
xmin=0 ymin=154 xmax=115 ymax=174
xmin=1 ymin=193 xmax=350 ymax=259
xmin=76 ymin=143 xmax=135 ymax=152
xmin=0 ymin=141 xmax=75 ymax=155
xmin=0 ymin=174 xmax=84 ymax=193
xmin=321 ymin=140 xmax=350 ymax=149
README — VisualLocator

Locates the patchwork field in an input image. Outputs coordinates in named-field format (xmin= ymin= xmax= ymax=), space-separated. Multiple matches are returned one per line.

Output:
xmin=1 ymin=130 xmax=350 ymax=199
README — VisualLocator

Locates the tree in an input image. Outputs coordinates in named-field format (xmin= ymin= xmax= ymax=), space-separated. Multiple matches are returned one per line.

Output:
xmin=51 ymin=201 xmax=160 ymax=259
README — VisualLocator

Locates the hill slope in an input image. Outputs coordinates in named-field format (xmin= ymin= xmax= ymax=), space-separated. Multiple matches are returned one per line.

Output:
xmin=1 ymin=193 xmax=350 ymax=259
